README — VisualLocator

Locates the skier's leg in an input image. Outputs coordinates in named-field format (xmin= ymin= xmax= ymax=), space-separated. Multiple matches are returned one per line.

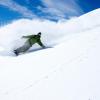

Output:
xmin=14 ymin=41 xmax=31 ymax=55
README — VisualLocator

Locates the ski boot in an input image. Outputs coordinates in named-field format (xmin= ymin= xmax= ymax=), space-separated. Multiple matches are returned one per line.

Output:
xmin=14 ymin=50 xmax=19 ymax=56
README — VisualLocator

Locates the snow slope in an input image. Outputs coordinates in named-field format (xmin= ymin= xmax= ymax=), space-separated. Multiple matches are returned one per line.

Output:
xmin=0 ymin=8 xmax=100 ymax=100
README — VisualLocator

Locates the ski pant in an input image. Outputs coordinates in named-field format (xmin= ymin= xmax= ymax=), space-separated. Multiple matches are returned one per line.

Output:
xmin=15 ymin=41 xmax=32 ymax=53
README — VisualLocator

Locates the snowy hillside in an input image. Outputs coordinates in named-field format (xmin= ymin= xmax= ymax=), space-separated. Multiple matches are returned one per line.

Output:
xmin=0 ymin=8 xmax=100 ymax=100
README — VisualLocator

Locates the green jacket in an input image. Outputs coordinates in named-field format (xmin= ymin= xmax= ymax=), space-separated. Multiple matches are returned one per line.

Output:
xmin=22 ymin=35 xmax=45 ymax=48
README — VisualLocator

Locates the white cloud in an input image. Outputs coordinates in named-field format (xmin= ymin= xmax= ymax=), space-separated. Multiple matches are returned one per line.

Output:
xmin=0 ymin=0 xmax=84 ymax=20
xmin=39 ymin=0 xmax=84 ymax=19
xmin=0 ymin=0 xmax=37 ymax=18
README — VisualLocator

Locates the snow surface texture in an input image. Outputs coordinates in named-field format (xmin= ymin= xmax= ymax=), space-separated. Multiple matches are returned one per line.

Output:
xmin=0 ymin=8 xmax=100 ymax=100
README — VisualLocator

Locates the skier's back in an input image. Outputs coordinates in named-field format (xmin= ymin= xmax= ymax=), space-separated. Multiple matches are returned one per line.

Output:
xmin=14 ymin=32 xmax=45 ymax=56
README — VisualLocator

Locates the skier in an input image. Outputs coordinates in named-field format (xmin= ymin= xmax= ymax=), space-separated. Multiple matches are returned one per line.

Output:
xmin=14 ymin=32 xmax=45 ymax=56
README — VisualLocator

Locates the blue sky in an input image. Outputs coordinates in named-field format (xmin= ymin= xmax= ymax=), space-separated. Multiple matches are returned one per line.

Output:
xmin=0 ymin=0 xmax=100 ymax=24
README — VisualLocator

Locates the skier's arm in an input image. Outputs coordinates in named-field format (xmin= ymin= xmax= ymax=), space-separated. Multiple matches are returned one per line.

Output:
xmin=37 ymin=39 xmax=45 ymax=48
xmin=22 ymin=35 xmax=35 ymax=38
